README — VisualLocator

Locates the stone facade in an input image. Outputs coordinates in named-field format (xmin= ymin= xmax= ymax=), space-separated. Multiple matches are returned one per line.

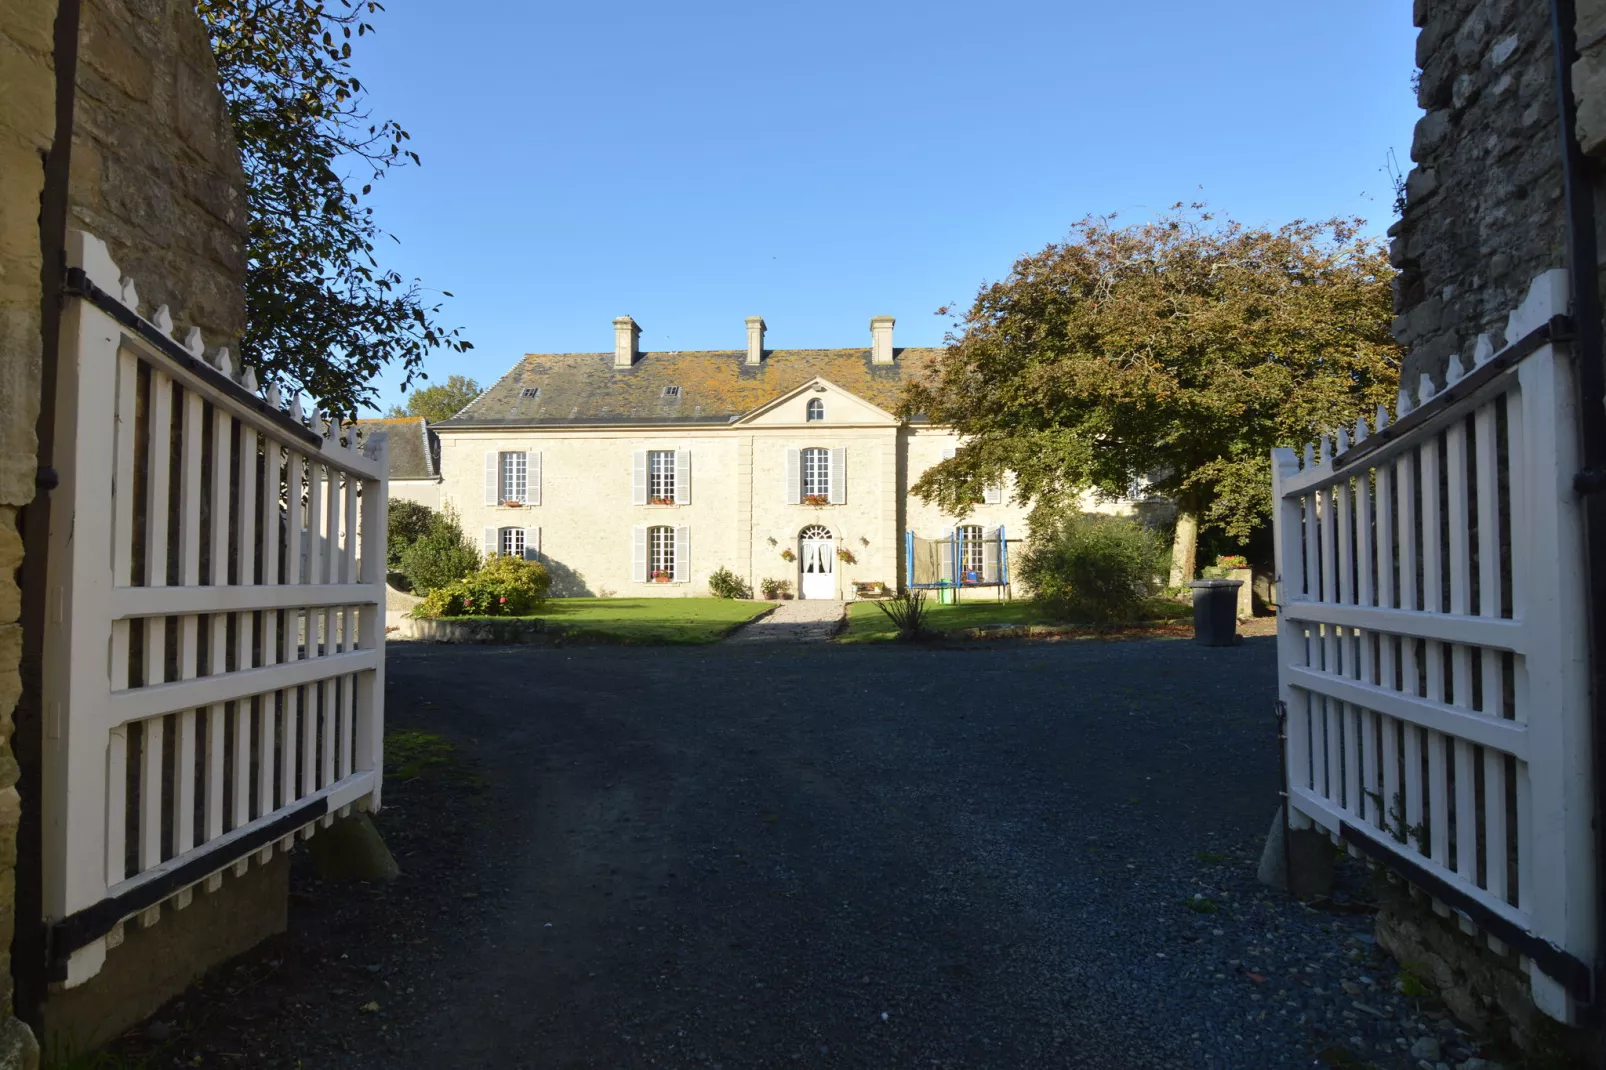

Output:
xmin=3 ymin=0 xmax=254 ymax=1057
xmin=435 ymin=352 xmax=1149 ymax=600
xmin=1392 ymin=0 xmax=1572 ymax=389
xmin=1389 ymin=0 xmax=1606 ymax=1050
xmin=0 ymin=0 xmax=53 ymax=1058
xmin=69 ymin=0 xmax=247 ymax=346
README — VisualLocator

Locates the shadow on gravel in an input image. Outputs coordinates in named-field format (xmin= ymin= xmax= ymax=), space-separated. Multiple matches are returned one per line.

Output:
xmin=83 ymin=637 xmax=1507 ymax=1070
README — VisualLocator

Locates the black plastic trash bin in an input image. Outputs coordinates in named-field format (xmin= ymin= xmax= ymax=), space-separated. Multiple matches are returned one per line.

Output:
xmin=1188 ymin=578 xmax=1243 ymax=647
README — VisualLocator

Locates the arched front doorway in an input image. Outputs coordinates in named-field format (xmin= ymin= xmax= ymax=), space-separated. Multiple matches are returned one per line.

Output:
xmin=798 ymin=524 xmax=835 ymax=600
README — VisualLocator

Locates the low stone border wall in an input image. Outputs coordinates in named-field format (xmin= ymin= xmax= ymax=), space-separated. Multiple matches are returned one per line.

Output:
xmin=396 ymin=617 xmax=557 ymax=644
xmin=956 ymin=622 xmax=1194 ymax=641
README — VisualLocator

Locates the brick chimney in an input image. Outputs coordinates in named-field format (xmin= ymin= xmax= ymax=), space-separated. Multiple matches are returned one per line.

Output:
xmin=745 ymin=316 xmax=765 ymax=364
xmin=613 ymin=315 xmax=640 ymax=368
xmin=870 ymin=315 xmax=895 ymax=364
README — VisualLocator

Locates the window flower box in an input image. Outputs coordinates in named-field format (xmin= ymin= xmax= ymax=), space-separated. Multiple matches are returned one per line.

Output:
xmin=502 ymin=499 xmax=523 ymax=508
xmin=802 ymin=493 xmax=830 ymax=507
xmin=651 ymin=570 xmax=673 ymax=583
xmin=649 ymin=495 xmax=675 ymax=506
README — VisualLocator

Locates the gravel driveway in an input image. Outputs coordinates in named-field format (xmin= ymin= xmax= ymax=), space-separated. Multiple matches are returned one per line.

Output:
xmin=107 ymin=637 xmax=1490 ymax=1070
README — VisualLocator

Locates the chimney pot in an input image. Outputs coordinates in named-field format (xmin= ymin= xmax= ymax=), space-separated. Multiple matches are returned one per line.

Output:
xmin=613 ymin=315 xmax=640 ymax=368
xmin=745 ymin=316 xmax=766 ymax=365
xmin=870 ymin=315 xmax=895 ymax=364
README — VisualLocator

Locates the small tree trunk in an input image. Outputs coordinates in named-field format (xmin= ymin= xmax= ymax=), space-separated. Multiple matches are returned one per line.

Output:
xmin=1169 ymin=507 xmax=1200 ymax=588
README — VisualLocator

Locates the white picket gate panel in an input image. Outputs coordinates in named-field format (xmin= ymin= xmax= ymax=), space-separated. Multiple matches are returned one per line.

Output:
xmin=1273 ymin=269 xmax=1594 ymax=1023
xmin=39 ymin=232 xmax=389 ymax=987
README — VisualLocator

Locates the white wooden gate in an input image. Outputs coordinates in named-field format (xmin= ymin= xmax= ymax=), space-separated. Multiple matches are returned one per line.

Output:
xmin=1272 ymin=269 xmax=1595 ymax=1023
xmin=40 ymin=232 xmax=389 ymax=986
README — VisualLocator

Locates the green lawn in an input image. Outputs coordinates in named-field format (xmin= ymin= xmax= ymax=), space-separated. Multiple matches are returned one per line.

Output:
xmin=838 ymin=595 xmax=1191 ymax=643
xmin=530 ymin=598 xmax=774 ymax=645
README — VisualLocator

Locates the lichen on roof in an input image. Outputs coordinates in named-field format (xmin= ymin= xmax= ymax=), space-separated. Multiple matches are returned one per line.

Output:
xmin=441 ymin=348 xmax=943 ymax=427
xmin=355 ymin=415 xmax=437 ymax=478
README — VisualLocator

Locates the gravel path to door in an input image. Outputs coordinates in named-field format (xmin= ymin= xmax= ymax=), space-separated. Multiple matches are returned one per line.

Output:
xmin=108 ymin=638 xmax=1487 ymax=1070
xmin=724 ymin=598 xmax=845 ymax=642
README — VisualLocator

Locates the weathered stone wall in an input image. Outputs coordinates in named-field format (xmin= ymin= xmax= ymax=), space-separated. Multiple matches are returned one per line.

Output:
xmin=1376 ymin=882 xmax=1598 ymax=1062
xmin=0 ymin=0 xmax=53 ymax=1062
xmin=69 ymin=0 xmax=247 ymax=346
xmin=1392 ymin=0 xmax=1572 ymax=389
xmin=1572 ymin=0 xmax=1606 ymax=156
xmin=3 ymin=0 xmax=249 ymax=1058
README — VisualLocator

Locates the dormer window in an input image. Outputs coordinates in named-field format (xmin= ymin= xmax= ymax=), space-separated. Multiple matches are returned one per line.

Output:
xmin=806 ymin=398 xmax=824 ymax=422
xmin=662 ymin=386 xmax=681 ymax=398
xmin=519 ymin=387 xmax=540 ymax=398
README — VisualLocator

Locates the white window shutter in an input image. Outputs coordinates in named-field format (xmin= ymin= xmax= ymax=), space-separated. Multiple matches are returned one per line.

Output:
xmin=631 ymin=525 xmax=647 ymax=582
xmin=939 ymin=532 xmax=955 ymax=584
xmin=785 ymin=447 xmax=801 ymax=504
xmin=523 ymin=527 xmax=540 ymax=561
xmin=984 ymin=526 xmax=1001 ymax=582
xmin=632 ymin=450 xmax=648 ymax=506
xmin=527 ymin=451 xmax=541 ymax=506
xmin=673 ymin=526 xmax=689 ymax=583
xmin=829 ymin=447 xmax=846 ymax=504
xmin=675 ymin=448 xmax=692 ymax=505
xmin=483 ymin=526 xmax=497 ymax=558
xmin=484 ymin=452 xmax=499 ymax=505
xmin=984 ymin=480 xmax=1003 ymax=505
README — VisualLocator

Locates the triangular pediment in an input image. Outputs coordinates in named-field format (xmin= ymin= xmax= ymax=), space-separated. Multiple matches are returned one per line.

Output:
xmin=734 ymin=376 xmax=900 ymax=427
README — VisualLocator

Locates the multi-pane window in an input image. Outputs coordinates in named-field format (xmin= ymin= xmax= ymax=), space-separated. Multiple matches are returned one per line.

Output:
xmin=959 ymin=524 xmax=984 ymax=575
xmin=801 ymin=448 xmax=830 ymax=498
xmin=500 ymin=451 xmax=527 ymax=503
xmin=806 ymin=398 xmax=824 ymax=422
xmin=649 ymin=525 xmax=676 ymax=578
xmin=500 ymin=527 xmax=525 ymax=558
xmin=649 ymin=449 xmax=676 ymax=502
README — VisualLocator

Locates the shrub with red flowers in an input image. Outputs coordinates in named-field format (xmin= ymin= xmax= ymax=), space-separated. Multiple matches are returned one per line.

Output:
xmin=414 ymin=553 xmax=551 ymax=618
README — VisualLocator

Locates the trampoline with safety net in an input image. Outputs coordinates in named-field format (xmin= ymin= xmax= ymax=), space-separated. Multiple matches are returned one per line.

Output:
xmin=905 ymin=527 xmax=1010 ymax=600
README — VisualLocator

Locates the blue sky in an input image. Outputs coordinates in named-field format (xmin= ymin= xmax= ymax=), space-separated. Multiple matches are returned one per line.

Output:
xmin=353 ymin=2 xmax=1421 ymax=414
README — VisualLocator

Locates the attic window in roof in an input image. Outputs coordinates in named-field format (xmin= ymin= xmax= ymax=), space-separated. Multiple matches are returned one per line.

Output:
xmin=519 ymin=387 xmax=540 ymax=398
xmin=662 ymin=386 xmax=681 ymax=398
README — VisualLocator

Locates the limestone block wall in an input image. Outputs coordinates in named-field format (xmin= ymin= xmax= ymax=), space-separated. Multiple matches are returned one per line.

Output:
xmin=387 ymin=478 xmax=442 ymax=511
xmin=441 ymin=431 xmax=748 ymax=598
xmin=746 ymin=426 xmax=897 ymax=597
xmin=0 ymin=0 xmax=52 ymax=1060
xmin=69 ymin=0 xmax=247 ymax=346
xmin=432 ymin=420 xmax=1178 ymax=600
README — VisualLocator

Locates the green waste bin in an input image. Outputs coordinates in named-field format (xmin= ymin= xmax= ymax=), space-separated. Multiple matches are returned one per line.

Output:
xmin=1188 ymin=579 xmax=1243 ymax=647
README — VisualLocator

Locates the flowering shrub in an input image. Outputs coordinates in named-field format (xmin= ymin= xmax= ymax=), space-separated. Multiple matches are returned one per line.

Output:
xmin=414 ymin=554 xmax=550 ymax=618
xmin=1215 ymin=554 xmax=1248 ymax=569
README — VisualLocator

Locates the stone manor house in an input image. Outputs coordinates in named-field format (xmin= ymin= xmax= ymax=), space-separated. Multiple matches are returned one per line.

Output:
xmin=416 ymin=315 xmax=1141 ymax=599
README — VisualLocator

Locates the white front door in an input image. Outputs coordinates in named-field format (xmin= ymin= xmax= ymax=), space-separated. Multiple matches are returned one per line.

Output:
xmin=799 ymin=526 xmax=835 ymax=599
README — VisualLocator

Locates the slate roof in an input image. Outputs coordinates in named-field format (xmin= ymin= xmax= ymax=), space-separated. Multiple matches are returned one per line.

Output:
xmin=356 ymin=416 xmax=438 ymax=479
xmin=437 ymin=348 xmax=945 ymax=428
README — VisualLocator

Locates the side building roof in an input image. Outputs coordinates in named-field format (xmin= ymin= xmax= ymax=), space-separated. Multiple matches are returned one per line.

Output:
xmin=355 ymin=416 xmax=438 ymax=479
xmin=438 ymin=348 xmax=943 ymax=428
